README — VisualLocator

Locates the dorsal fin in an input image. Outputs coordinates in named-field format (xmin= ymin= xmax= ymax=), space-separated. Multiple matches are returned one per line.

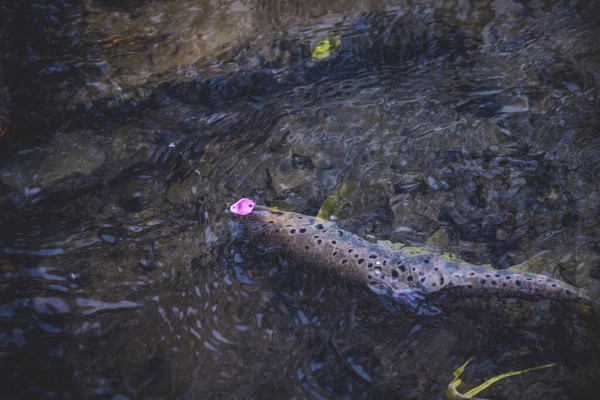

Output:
xmin=425 ymin=227 xmax=452 ymax=252
xmin=508 ymin=251 xmax=555 ymax=276
xmin=377 ymin=240 xmax=405 ymax=252
xmin=316 ymin=181 xmax=357 ymax=221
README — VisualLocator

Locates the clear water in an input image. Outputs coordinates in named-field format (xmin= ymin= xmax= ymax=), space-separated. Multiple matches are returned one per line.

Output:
xmin=1 ymin=0 xmax=599 ymax=398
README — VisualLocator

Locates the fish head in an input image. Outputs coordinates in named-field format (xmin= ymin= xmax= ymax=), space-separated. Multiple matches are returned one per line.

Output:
xmin=236 ymin=205 xmax=319 ymax=227
xmin=231 ymin=204 xmax=335 ymax=243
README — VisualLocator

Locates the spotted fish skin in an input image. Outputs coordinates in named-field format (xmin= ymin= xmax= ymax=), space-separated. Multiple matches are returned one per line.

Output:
xmin=236 ymin=206 xmax=592 ymax=305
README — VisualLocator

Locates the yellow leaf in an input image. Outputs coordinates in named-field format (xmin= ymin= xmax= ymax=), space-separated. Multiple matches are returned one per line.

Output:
xmin=312 ymin=37 xmax=341 ymax=60
xmin=447 ymin=357 xmax=555 ymax=400
xmin=464 ymin=363 xmax=555 ymax=398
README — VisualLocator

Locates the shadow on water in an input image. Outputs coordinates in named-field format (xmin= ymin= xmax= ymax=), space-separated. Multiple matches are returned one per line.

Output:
xmin=1 ymin=0 xmax=600 ymax=398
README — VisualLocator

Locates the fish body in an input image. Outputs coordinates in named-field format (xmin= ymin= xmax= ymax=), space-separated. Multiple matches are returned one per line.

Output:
xmin=236 ymin=206 xmax=592 ymax=308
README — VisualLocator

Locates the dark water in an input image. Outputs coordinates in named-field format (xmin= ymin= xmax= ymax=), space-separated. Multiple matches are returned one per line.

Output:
xmin=1 ymin=0 xmax=600 ymax=398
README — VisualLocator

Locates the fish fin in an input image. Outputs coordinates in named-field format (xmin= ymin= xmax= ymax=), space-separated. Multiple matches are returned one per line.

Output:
xmin=509 ymin=250 xmax=555 ymax=276
xmin=376 ymin=240 xmax=406 ymax=252
xmin=425 ymin=228 xmax=452 ymax=251
xmin=368 ymin=283 xmax=440 ymax=315
xmin=403 ymin=245 xmax=440 ymax=256
xmin=316 ymin=181 xmax=357 ymax=221
xmin=447 ymin=357 xmax=555 ymax=400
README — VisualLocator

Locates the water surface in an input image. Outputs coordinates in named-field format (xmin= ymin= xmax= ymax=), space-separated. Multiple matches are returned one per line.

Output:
xmin=1 ymin=0 xmax=600 ymax=398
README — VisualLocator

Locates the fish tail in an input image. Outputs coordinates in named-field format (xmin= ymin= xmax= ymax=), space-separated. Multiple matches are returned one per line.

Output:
xmin=515 ymin=270 xmax=592 ymax=303
xmin=449 ymin=265 xmax=593 ymax=303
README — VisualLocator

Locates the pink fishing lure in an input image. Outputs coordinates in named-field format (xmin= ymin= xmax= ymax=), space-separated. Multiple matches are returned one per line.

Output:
xmin=230 ymin=198 xmax=255 ymax=215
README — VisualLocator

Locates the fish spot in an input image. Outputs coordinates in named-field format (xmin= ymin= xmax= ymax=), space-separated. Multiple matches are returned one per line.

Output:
xmin=367 ymin=263 xmax=373 ymax=269
xmin=505 ymin=276 xmax=511 ymax=280
xmin=297 ymin=216 xmax=303 ymax=219
xmin=367 ymin=274 xmax=373 ymax=279
xmin=469 ymin=272 xmax=475 ymax=276
xmin=348 ymin=249 xmax=353 ymax=253
xmin=397 ymin=263 xmax=407 ymax=272
xmin=299 ymin=228 xmax=306 ymax=233
xmin=502 ymin=283 xmax=507 ymax=287
xmin=383 ymin=260 xmax=387 ymax=266
xmin=315 ymin=224 xmax=324 ymax=230
xmin=420 ymin=277 xmax=426 ymax=283
xmin=526 ymin=278 xmax=532 ymax=281
xmin=337 ymin=230 xmax=343 ymax=237
xmin=290 ymin=229 xmax=296 ymax=234
xmin=275 ymin=229 xmax=280 ymax=233
xmin=495 ymin=274 xmax=501 ymax=278
xmin=268 ymin=221 xmax=275 ymax=224
xmin=434 ymin=267 xmax=438 ymax=271
xmin=331 ymin=240 xmax=337 ymax=245
xmin=431 ymin=283 xmax=437 ymax=287
xmin=551 ymin=284 xmax=557 ymax=287
xmin=480 ymin=279 xmax=486 ymax=284
xmin=407 ymin=276 xmax=414 ymax=282
xmin=424 ymin=258 xmax=430 ymax=264
xmin=285 ymin=224 xmax=293 ymax=227
xmin=354 ymin=254 xmax=359 ymax=258
xmin=358 ymin=258 xmax=365 ymax=264
xmin=439 ymin=277 xmax=444 ymax=285
xmin=317 ymin=239 xmax=323 ymax=245
xmin=391 ymin=270 xmax=399 ymax=279
xmin=305 ymin=246 xmax=309 ymax=250
xmin=412 ymin=267 xmax=417 ymax=271
xmin=332 ymin=251 xmax=338 ymax=256
xmin=485 ymin=274 xmax=491 ymax=278
xmin=314 ymin=235 xmax=320 ymax=239
xmin=515 ymin=280 xmax=521 ymax=286
xmin=369 ymin=254 xmax=377 ymax=259
xmin=342 ymin=260 xmax=348 ymax=264
xmin=491 ymin=281 xmax=497 ymax=286
xmin=322 ymin=230 xmax=328 ymax=233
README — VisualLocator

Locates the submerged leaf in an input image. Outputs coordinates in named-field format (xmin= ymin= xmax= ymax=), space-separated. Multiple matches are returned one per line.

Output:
xmin=447 ymin=357 xmax=555 ymax=400
xmin=447 ymin=357 xmax=479 ymax=400
xmin=464 ymin=363 xmax=556 ymax=398
xmin=312 ymin=37 xmax=341 ymax=60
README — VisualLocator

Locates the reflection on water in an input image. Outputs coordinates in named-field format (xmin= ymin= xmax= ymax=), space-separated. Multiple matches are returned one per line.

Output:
xmin=1 ymin=0 xmax=600 ymax=398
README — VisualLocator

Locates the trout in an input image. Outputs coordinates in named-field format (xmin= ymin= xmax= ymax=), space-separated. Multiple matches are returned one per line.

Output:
xmin=233 ymin=202 xmax=593 ymax=309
